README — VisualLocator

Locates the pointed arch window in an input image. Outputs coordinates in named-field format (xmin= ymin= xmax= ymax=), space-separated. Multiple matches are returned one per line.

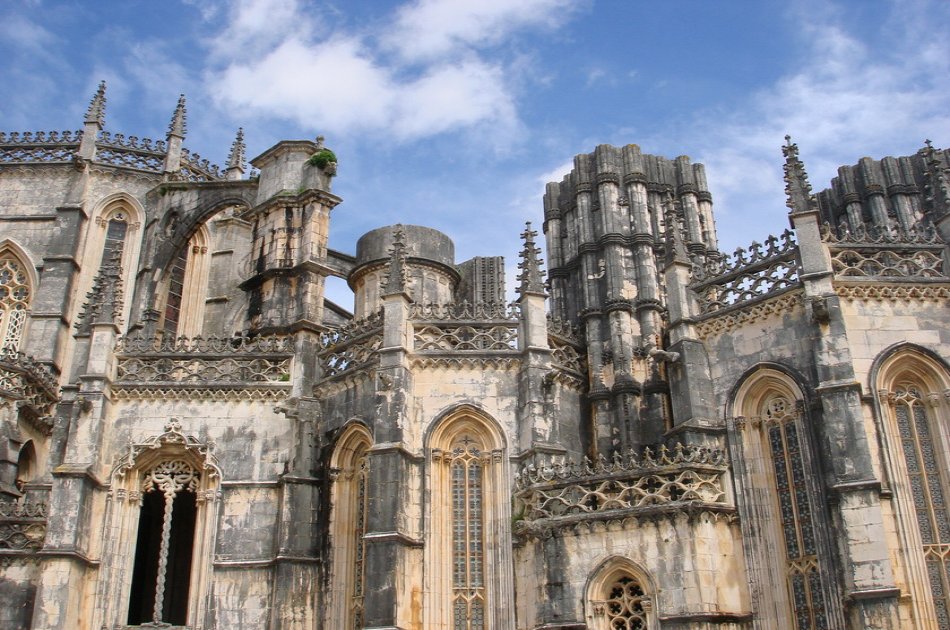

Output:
xmin=762 ymin=393 xmax=829 ymax=630
xmin=427 ymin=409 xmax=513 ymax=629
xmin=891 ymin=383 xmax=950 ymax=624
xmin=0 ymin=253 xmax=32 ymax=350
xmin=158 ymin=227 xmax=210 ymax=338
xmin=329 ymin=426 xmax=372 ymax=629
xmin=877 ymin=351 xmax=950 ymax=628
xmin=731 ymin=370 xmax=843 ymax=629
xmin=450 ymin=437 xmax=486 ymax=628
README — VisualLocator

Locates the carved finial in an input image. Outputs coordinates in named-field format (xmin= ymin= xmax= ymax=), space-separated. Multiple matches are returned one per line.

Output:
xmin=782 ymin=135 xmax=816 ymax=215
xmin=382 ymin=225 xmax=409 ymax=296
xmin=517 ymin=221 xmax=546 ymax=297
xmin=85 ymin=81 xmax=107 ymax=126
xmin=168 ymin=94 xmax=187 ymax=138
xmin=315 ymin=135 xmax=325 ymax=150
xmin=922 ymin=140 xmax=950 ymax=218
xmin=662 ymin=194 xmax=689 ymax=266
xmin=226 ymin=127 xmax=246 ymax=171
xmin=76 ymin=246 xmax=124 ymax=331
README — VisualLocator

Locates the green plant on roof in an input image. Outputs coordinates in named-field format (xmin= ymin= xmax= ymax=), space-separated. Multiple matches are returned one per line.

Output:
xmin=307 ymin=148 xmax=337 ymax=169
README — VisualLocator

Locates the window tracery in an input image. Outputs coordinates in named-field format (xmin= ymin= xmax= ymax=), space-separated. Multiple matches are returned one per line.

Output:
xmin=328 ymin=425 xmax=372 ymax=630
xmin=763 ymin=393 xmax=829 ymax=630
xmin=0 ymin=254 xmax=31 ymax=350
xmin=879 ymin=362 xmax=950 ymax=627
xmin=605 ymin=575 xmax=647 ymax=629
xmin=451 ymin=438 xmax=485 ymax=629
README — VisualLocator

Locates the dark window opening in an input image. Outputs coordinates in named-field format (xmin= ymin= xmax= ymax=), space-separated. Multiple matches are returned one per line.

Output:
xmin=127 ymin=490 xmax=197 ymax=626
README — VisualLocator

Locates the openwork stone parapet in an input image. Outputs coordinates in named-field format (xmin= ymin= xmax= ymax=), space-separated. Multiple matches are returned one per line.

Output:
xmin=409 ymin=301 xmax=519 ymax=322
xmin=833 ymin=283 xmax=950 ymax=302
xmin=694 ymin=229 xmax=797 ymax=280
xmin=116 ymin=335 xmax=292 ymax=386
xmin=820 ymin=221 xmax=944 ymax=245
xmin=0 ymin=500 xmax=48 ymax=551
xmin=513 ymin=444 xmax=732 ymax=538
xmin=0 ymin=349 xmax=59 ymax=431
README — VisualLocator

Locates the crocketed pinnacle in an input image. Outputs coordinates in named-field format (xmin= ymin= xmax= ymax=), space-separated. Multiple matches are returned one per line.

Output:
xmin=227 ymin=128 xmax=247 ymax=171
xmin=85 ymin=81 xmax=107 ymax=126
xmin=77 ymin=247 xmax=124 ymax=330
xmin=922 ymin=139 xmax=950 ymax=218
xmin=516 ymin=222 xmax=546 ymax=296
xmin=782 ymin=135 xmax=816 ymax=215
xmin=664 ymin=194 xmax=690 ymax=266
xmin=167 ymin=94 xmax=187 ymax=138
xmin=382 ymin=225 xmax=409 ymax=296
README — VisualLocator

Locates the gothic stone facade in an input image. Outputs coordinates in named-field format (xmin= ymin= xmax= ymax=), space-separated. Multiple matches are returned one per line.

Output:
xmin=0 ymin=85 xmax=948 ymax=630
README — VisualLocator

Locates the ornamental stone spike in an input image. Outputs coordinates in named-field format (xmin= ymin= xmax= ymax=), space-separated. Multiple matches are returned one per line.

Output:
xmin=85 ymin=80 xmax=107 ymax=126
xmin=226 ymin=127 xmax=246 ymax=180
xmin=782 ymin=135 xmax=817 ymax=216
xmin=163 ymin=94 xmax=186 ymax=176
xmin=382 ymin=224 xmax=409 ymax=296
xmin=168 ymin=94 xmax=187 ymax=139
xmin=664 ymin=195 xmax=690 ymax=267
xmin=516 ymin=221 xmax=546 ymax=296
xmin=77 ymin=246 xmax=125 ymax=330
xmin=922 ymin=139 xmax=950 ymax=219
xmin=78 ymin=80 xmax=107 ymax=160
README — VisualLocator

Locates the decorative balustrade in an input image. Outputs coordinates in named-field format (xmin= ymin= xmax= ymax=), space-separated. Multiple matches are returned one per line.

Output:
xmin=821 ymin=222 xmax=947 ymax=281
xmin=0 ymin=129 xmax=223 ymax=181
xmin=514 ymin=444 xmax=729 ymax=526
xmin=0 ymin=130 xmax=81 ymax=165
xmin=115 ymin=335 xmax=293 ymax=386
xmin=690 ymin=232 xmax=802 ymax=316
xmin=547 ymin=317 xmax=586 ymax=375
xmin=0 ymin=350 xmax=58 ymax=433
xmin=0 ymin=501 xmax=48 ymax=551
xmin=317 ymin=313 xmax=384 ymax=378
xmin=411 ymin=301 xmax=520 ymax=354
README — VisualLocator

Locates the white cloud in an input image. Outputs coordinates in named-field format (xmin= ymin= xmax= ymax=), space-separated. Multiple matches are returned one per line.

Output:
xmin=680 ymin=1 xmax=950 ymax=249
xmin=205 ymin=0 xmax=577 ymax=144
xmin=382 ymin=0 xmax=581 ymax=62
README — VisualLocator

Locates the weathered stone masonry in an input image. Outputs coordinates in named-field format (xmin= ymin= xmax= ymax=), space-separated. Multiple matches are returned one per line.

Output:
xmin=0 ymin=85 xmax=948 ymax=630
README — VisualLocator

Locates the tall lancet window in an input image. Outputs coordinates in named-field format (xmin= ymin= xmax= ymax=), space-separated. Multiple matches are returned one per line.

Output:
xmin=893 ymin=384 xmax=950 ymax=623
xmin=876 ymin=349 xmax=950 ymax=627
xmin=451 ymin=437 xmax=485 ymax=628
xmin=0 ymin=251 xmax=32 ymax=350
xmin=763 ymin=393 xmax=829 ymax=630
xmin=731 ymin=370 xmax=843 ymax=629
xmin=328 ymin=425 xmax=372 ymax=629
xmin=427 ymin=407 xmax=513 ymax=629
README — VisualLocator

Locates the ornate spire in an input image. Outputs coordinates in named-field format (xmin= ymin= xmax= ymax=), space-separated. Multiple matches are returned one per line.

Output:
xmin=782 ymin=135 xmax=816 ymax=215
xmin=922 ymin=139 xmax=950 ymax=218
xmin=167 ymin=94 xmax=187 ymax=138
xmin=382 ymin=225 xmax=409 ymax=296
xmin=516 ymin=222 xmax=546 ymax=297
xmin=664 ymin=194 xmax=690 ymax=266
xmin=76 ymin=248 xmax=124 ymax=331
xmin=85 ymin=80 xmax=107 ymax=126
xmin=226 ymin=127 xmax=246 ymax=171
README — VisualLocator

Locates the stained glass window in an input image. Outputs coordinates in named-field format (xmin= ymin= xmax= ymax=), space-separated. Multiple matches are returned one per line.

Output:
xmin=605 ymin=575 xmax=647 ymax=629
xmin=0 ymin=255 xmax=31 ymax=350
xmin=451 ymin=440 xmax=485 ymax=630
xmin=765 ymin=394 xmax=830 ymax=630
xmin=892 ymin=385 xmax=950 ymax=626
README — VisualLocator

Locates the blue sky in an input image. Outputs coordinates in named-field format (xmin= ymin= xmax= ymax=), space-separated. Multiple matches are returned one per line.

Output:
xmin=2 ymin=0 xmax=949 ymax=304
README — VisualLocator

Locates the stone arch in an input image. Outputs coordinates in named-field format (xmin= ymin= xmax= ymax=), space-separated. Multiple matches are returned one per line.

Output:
xmin=132 ymin=193 xmax=254 ymax=332
xmin=425 ymin=404 xmax=513 ymax=629
xmin=585 ymin=555 xmax=658 ymax=630
xmin=93 ymin=420 xmax=221 ymax=630
xmin=0 ymin=240 xmax=36 ymax=350
xmin=15 ymin=439 xmax=36 ymax=491
xmin=327 ymin=421 xmax=373 ymax=628
xmin=728 ymin=364 xmax=843 ymax=630
xmin=871 ymin=343 xmax=950 ymax=628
